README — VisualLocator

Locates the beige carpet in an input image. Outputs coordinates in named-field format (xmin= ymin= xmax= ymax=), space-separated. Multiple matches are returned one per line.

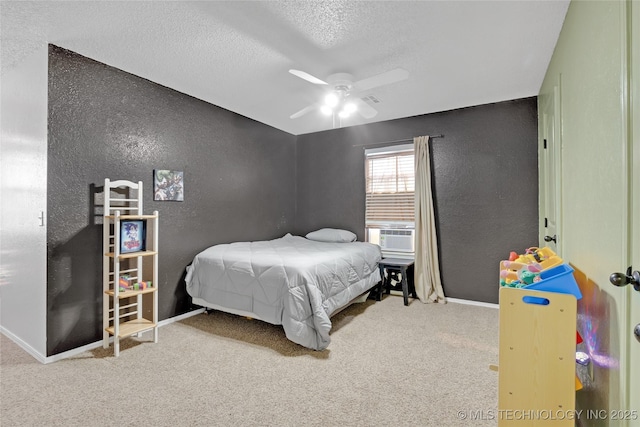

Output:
xmin=0 ymin=296 xmax=499 ymax=426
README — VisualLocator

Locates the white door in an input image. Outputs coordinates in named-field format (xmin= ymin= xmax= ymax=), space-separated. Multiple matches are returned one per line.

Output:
xmin=541 ymin=84 xmax=561 ymax=254
xmin=629 ymin=245 xmax=640 ymax=420
xmin=538 ymin=0 xmax=636 ymax=421
xmin=629 ymin=156 xmax=640 ymax=422
xmin=539 ymin=0 xmax=631 ymax=419
xmin=628 ymin=1 xmax=640 ymax=420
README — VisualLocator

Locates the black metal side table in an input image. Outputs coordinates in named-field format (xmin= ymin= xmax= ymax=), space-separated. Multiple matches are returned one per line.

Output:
xmin=378 ymin=258 xmax=416 ymax=306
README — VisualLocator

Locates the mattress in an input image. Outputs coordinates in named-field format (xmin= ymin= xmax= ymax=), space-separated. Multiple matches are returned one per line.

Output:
xmin=185 ymin=233 xmax=382 ymax=350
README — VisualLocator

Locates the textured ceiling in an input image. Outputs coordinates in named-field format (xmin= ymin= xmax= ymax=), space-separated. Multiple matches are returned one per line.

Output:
xmin=1 ymin=1 xmax=569 ymax=135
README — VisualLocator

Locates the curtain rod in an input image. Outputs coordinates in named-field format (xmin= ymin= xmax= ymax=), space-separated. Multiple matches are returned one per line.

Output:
xmin=352 ymin=134 xmax=443 ymax=148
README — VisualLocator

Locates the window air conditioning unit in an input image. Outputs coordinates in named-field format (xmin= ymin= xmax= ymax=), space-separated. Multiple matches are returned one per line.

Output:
xmin=379 ymin=229 xmax=415 ymax=253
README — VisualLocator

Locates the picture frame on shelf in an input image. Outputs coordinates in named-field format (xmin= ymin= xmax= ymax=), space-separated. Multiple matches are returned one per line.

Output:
xmin=120 ymin=219 xmax=146 ymax=253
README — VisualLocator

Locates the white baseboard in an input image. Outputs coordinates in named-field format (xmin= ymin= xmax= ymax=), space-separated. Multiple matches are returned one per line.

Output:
xmin=1 ymin=308 xmax=206 ymax=364
xmin=446 ymin=297 xmax=499 ymax=309
xmin=385 ymin=291 xmax=499 ymax=309
xmin=158 ymin=307 xmax=205 ymax=327
xmin=44 ymin=336 xmax=113 ymax=364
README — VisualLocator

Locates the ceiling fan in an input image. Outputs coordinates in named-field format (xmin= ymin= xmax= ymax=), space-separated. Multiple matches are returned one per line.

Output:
xmin=288 ymin=68 xmax=409 ymax=122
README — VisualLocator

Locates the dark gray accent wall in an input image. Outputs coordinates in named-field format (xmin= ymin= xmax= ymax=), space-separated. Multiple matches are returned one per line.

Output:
xmin=296 ymin=98 xmax=539 ymax=304
xmin=47 ymin=46 xmax=296 ymax=355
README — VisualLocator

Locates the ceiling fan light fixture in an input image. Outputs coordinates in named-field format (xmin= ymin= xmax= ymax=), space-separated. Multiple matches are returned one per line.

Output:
xmin=324 ymin=93 xmax=339 ymax=108
xmin=320 ymin=105 xmax=333 ymax=116
xmin=290 ymin=67 xmax=407 ymax=123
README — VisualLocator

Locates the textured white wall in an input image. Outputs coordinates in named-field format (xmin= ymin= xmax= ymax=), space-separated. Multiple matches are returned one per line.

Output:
xmin=0 ymin=46 xmax=48 ymax=360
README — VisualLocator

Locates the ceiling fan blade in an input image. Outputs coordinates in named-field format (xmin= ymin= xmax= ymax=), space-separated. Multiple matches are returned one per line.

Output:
xmin=353 ymin=98 xmax=378 ymax=119
xmin=289 ymin=69 xmax=328 ymax=85
xmin=353 ymin=68 xmax=409 ymax=92
xmin=290 ymin=103 xmax=317 ymax=119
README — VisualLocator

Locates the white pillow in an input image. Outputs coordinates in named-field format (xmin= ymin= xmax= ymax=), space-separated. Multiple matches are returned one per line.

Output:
xmin=305 ymin=228 xmax=357 ymax=243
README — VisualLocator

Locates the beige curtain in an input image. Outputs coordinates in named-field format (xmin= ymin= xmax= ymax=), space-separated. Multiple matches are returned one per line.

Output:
xmin=414 ymin=136 xmax=445 ymax=303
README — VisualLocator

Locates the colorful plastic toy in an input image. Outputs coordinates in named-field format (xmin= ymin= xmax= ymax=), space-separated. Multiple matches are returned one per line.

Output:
xmin=119 ymin=275 xmax=132 ymax=291
xmin=499 ymin=247 xmax=563 ymax=287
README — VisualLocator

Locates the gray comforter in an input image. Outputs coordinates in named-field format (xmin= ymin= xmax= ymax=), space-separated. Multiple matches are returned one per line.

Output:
xmin=185 ymin=234 xmax=382 ymax=350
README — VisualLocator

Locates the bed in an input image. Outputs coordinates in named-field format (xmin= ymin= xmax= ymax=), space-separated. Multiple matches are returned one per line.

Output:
xmin=185 ymin=231 xmax=382 ymax=350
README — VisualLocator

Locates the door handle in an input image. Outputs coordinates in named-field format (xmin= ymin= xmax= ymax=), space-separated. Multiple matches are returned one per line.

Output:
xmin=609 ymin=266 xmax=640 ymax=292
xmin=544 ymin=235 xmax=557 ymax=243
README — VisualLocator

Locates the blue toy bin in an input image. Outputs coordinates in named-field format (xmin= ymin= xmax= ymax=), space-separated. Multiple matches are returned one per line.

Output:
xmin=523 ymin=263 xmax=582 ymax=300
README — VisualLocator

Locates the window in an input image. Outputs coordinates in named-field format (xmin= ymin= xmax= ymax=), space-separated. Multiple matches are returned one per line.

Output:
xmin=365 ymin=144 xmax=415 ymax=257
xmin=365 ymin=144 xmax=415 ymax=227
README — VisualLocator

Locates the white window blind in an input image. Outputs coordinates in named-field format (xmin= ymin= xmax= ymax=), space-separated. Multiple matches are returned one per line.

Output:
xmin=365 ymin=146 xmax=415 ymax=225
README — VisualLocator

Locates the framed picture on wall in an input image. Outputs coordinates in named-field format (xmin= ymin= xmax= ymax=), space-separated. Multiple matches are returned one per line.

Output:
xmin=154 ymin=170 xmax=184 ymax=201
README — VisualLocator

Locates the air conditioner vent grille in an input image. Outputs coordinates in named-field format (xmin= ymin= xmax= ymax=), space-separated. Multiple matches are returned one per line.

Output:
xmin=379 ymin=228 xmax=414 ymax=252
xmin=380 ymin=229 xmax=412 ymax=236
